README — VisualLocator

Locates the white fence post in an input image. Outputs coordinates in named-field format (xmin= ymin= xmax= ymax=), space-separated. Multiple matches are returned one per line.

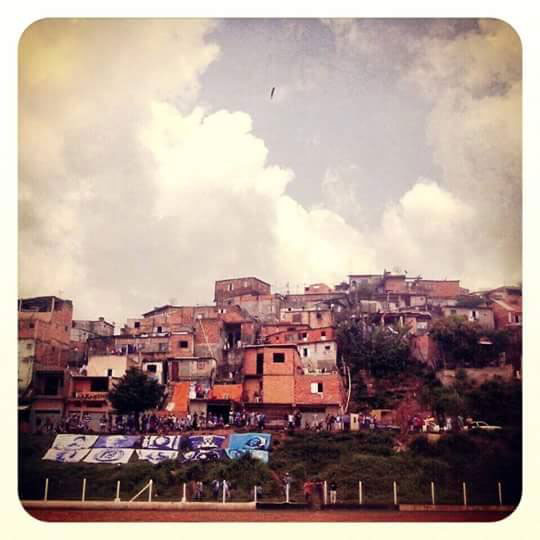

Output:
xmin=393 ymin=481 xmax=398 ymax=505
xmin=148 ymin=479 xmax=153 ymax=502
xmin=182 ymin=482 xmax=187 ymax=502
xmin=431 ymin=481 xmax=435 ymax=506
xmin=462 ymin=482 xmax=467 ymax=506
xmin=222 ymin=483 xmax=226 ymax=504
xmin=498 ymin=482 xmax=503 ymax=505
xmin=114 ymin=480 xmax=121 ymax=502
xmin=82 ymin=478 xmax=87 ymax=502
xmin=285 ymin=483 xmax=290 ymax=503
xmin=254 ymin=486 xmax=257 ymax=503
xmin=323 ymin=480 xmax=328 ymax=506
xmin=358 ymin=481 xmax=363 ymax=505
xmin=43 ymin=478 xmax=49 ymax=502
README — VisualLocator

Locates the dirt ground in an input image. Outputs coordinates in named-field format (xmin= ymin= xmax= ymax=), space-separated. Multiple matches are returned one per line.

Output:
xmin=26 ymin=508 xmax=512 ymax=522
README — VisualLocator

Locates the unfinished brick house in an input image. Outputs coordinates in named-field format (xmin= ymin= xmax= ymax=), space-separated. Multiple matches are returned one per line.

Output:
xmin=214 ymin=277 xmax=271 ymax=305
xmin=18 ymin=296 xmax=74 ymax=430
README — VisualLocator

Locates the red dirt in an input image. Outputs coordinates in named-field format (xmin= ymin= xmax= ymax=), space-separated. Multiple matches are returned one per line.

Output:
xmin=26 ymin=508 xmax=512 ymax=523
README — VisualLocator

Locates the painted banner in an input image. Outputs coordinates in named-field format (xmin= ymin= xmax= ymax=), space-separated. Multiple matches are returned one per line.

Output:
xmin=83 ymin=448 xmax=134 ymax=464
xmin=42 ymin=448 xmax=90 ymax=463
xmin=94 ymin=435 xmax=141 ymax=448
xmin=180 ymin=448 xmax=228 ymax=463
xmin=141 ymin=435 xmax=182 ymax=450
xmin=136 ymin=450 xmax=178 ymax=464
xmin=187 ymin=435 xmax=226 ymax=450
xmin=227 ymin=433 xmax=272 ymax=451
xmin=225 ymin=448 xmax=269 ymax=463
xmin=51 ymin=434 xmax=98 ymax=450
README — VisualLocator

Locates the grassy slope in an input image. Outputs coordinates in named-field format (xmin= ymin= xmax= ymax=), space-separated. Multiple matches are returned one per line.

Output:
xmin=19 ymin=429 xmax=521 ymax=505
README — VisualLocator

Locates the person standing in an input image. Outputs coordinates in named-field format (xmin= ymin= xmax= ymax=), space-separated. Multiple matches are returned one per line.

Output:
xmin=211 ymin=479 xmax=220 ymax=500
xmin=329 ymin=481 xmax=337 ymax=504
xmin=303 ymin=480 xmax=313 ymax=505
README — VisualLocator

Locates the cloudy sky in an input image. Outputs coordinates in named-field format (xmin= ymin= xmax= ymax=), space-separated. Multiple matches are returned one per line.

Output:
xmin=18 ymin=18 xmax=522 ymax=325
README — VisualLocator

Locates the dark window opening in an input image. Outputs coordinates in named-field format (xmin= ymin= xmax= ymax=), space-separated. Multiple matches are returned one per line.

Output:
xmin=29 ymin=323 xmax=35 ymax=329
xmin=256 ymin=353 xmax=264 ymax=375
xmin=43 ymin=377 xmax=59 ymax=396
xmin=157 ymin=326 xmax=162 ymax=333
xmin=134 ymin=321 xmax=140 ymax=329
xmin=147 ymin=365 xmax=157 ymax=373
xmin=303 ymin=348 xmax=308 ymax=357
xmin=107 ymin=369 xmax=113 ymax=377
xmin=321 ymin=331 xmax=326 ymax=337
xmin=325 ymin=345 xmax=331 ymax=351
xmin=316 ymin=312 xmax=322 ymax=319
xmin=273 ymin=353 xmax=285 ymax=363
xmin=179 ymin=340 xmax=189 ymax=348
xmin=90 ymin=378 xmax=108 ymax=392
xmin=301 ymin=332 xmax=307 ymax=339
xmin=317 ymin=382 xmax=323 ymax=392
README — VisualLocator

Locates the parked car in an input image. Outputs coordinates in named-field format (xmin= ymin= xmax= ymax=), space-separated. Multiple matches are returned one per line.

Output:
xmin=467 ymin=420 xmax=502 ymax=431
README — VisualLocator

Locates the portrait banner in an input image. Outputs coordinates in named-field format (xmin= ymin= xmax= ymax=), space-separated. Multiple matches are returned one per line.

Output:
xmin=83 ymin=448 xmax=134 ymax=464
xmin=94 ymin=435 xmax=141 ymax=448
xmin=227 ymin=433 xmax=272 ymax=451
xmin=51 ymin=434 xmax=98 ymax=450
xmin=42 ymin=448 xmax=90 ymax=463
xmin=141 ymin=435 xmax=182 ymax=450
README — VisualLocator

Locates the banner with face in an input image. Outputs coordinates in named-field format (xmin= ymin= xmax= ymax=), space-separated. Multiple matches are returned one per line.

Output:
xmin=42 ymin=448 xmax=90 ymax=462
xmin=94 ymin=435 xmax=141 ymax=448
xmin=51 ymin=434 xmax=98 ymax=450
xmin=227 ymin=433 xmax=272 ymax=452
xmin=187 ymin=435 xmax=226 ymax=450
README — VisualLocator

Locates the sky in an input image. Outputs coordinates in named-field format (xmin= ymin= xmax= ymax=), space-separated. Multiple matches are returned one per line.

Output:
xmin=18 ymin=18 xmax=522 ymax=326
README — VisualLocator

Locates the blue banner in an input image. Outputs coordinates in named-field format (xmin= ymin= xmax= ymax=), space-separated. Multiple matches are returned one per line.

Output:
xmin=83 ymin=448 xmax=134 ymax=464
xmin=180 ymin=448 xmax=228 ymax=463
xmin=141 ymin=435 xmax=182 ymax=450
xmin=225 ymin=448 xmax=269 ymax=463
xmin=188 ymin=435 xmax=226 ymax=450
xmin=94 ymin=435 xmax=141 ymax=448
xmin=228 ymin=433 xmax=272 ymax=452
xmin=136 ymin=450 xmax=178 ymax=464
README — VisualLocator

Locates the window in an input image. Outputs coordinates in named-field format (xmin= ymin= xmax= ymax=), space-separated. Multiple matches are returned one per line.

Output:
xmin=147 ymin=364 xmax=157 ymax=373
xmin=273 ymin=353 xmax=285 ymax=363
xmin=301 ymin=332 xmax=307 ymax=340
xmin=90 ymin=378 xmax=108 ymax=392
xmin=310 ymin=382 xmax=323 ymax=394
xmin=107 ymin=369 xmax=113 ymax=377
xmin=179 ymin=340 xmax=189 ymax=348
xmin=321 ymin=331 xmax=326 ymax=337
xmin=29 ymin=323 xmax=35 ymax=329
xmin=228 ymin=283 xmax=234 ymax=291
xmin=292 ymin=314 xmax=301 ymax=323
xmin=134 ymin=321 xmax=140 ymax=329
xmin=158 ymin=342 xmax=168 ymax=352
xmin=256 ymin=353 xmax=264 ymax=375
xmin=325 ymin=345 xmax=331 ymax=351
xmin=26 ymin=343 xmax=32 ymax=350
xmin=316 ymin=312 xmax=322 ymax=319
xmin=472 ymin=310 xmax=478 ymax=320
xmin=157 ymin=326 xmax=162 ymax=333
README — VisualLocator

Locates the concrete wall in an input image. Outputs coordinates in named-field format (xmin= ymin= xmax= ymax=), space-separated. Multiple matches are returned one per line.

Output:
xmin=87 ymin=355 xmax=129 ymax=378
xmin=298 ymin=341 xmax=338 ymax=371
xmin=262 ymin=375 xmax=294 ymax=403
xmin=442 ymin=307 xmax=495 ymax=330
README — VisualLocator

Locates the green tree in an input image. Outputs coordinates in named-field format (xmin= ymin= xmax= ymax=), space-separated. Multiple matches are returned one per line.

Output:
xmin=430 ymin=316 xmax=483 ymax=367
xmin=108 ymin=367 xmax=165 ymax=426
xmin=337 ymin=320 xmax=411 ymax=378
